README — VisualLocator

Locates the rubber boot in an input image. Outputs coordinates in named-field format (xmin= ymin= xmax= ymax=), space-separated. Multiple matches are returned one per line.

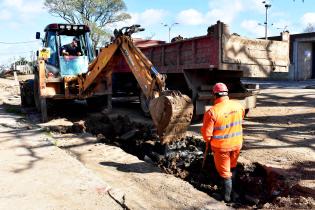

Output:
xmin=211 ymin=178 xmax=225 ymax=201
xmin=231 ymin=168 xmax=239 ymax=202
xmin=222 ymin=178 xmax=232 ymax=202
xmin=231 ymin=168 xmax=237 ymax=180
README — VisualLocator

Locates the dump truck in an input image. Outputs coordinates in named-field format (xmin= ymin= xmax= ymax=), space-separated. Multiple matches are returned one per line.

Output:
xmin=20 ymin=24 xmax=193 ymax=144
xmin=111 ymin=21 xmax=290 ymax=117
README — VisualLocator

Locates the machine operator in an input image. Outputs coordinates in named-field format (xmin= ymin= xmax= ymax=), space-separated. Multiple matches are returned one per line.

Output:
xmin=61 ymin=37 xmax=82 ymax=56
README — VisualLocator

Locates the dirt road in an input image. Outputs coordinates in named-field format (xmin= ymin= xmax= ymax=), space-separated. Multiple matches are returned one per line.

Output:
xmin=243 ymin=81 xmax=315 ymax=192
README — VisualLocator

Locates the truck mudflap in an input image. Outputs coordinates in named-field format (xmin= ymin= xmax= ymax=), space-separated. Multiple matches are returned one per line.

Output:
xmin=149 ymin=90 xmax=194 ymax=144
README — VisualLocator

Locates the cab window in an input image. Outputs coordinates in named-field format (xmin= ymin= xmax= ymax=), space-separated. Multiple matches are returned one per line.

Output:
xmin=46 ymin=31 xmax=58 ymax=66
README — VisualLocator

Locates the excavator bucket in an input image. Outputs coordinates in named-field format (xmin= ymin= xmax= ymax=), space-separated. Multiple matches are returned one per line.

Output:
xmin=149 ymin=91 xmax=194 ymax=144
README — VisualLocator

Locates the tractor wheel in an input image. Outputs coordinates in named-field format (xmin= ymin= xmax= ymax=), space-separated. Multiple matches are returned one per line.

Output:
xmin=20 ymin=80 xmax=35 ymax=107
xmin=86 ymin=95 xmax=109 ymax=112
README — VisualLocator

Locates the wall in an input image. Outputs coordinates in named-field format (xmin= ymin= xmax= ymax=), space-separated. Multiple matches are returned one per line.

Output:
xmin=267 ymin=33 xmax=315 ymax=81
xmin=297 ymin=42 xmax=312 ymax=80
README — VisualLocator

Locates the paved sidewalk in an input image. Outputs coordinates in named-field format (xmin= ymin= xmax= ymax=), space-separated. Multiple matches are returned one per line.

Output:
xmin=0 ymin=105 xmax=122 ymax=210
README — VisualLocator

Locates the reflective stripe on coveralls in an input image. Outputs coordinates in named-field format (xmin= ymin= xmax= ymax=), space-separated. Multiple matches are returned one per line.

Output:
xmin=213 ymin=120 xmax=242 ymax=131
xmin=212 ymin=131 xmax=242 ymax=140
xmin=210 ymin=99 xmax=244 ymax=150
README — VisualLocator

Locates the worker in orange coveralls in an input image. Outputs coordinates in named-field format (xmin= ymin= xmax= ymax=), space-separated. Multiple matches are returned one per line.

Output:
xmin=201 ymin=82 xmax=244 ymax=202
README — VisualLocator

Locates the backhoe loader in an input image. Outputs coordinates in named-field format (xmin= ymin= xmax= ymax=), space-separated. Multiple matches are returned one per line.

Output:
xmin=20 ymin=23 xmax=193 ymax=144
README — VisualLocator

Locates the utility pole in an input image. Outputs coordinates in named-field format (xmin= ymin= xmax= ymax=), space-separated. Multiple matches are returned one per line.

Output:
xmin=162 ymin=22 xmax=179 ymax=42
xmin=263 ymin=1 xmax=272 ymax=40
xmin=30 ymin=51 xmax=33 ymax=63
xmin=12 ymin=56 xmax=18 ymax=84
xmin=13 ymin=56 xmax=16 ymax=71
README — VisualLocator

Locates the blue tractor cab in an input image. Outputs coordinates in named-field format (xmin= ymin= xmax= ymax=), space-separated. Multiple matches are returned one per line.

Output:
xmin=37 ymin=23 xmax=95 ymax=77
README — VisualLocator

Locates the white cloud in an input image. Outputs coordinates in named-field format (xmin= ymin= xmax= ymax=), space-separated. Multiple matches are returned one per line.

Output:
xmin=177 ymin=9 xmax=204 ymax=25
xmin=240 ymin=20 xmax=265 ymax=37
xmin=4 ymin=0 xmax=43 ymax=13
xmin=109 ymin=9 xmax=167 ymax=39
xmin=1 ymin=0 xmax=44 ymax=23
xmin=0 ymin=10 xmax=12 ymax=20
xmin=301 ymin=12 xmax=315 ymax=26
xmin=206 ymin=0 xmax=244 ymax=24
xmin=177 ymin=0 xmax=264 ymax=26
xmin=140 ymin=9 xmax=167 ymax=26
xmin=118 ymin=9 xmax=167 ymax=28
xmin=3 ymin=0 xmax=23 ymax=8
xmin=205 ymin=8 xmax=235 ymax=24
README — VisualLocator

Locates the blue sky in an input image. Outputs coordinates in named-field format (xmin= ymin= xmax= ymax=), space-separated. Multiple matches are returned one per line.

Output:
xmin=0 ymin=0 xmax=313 ymax=65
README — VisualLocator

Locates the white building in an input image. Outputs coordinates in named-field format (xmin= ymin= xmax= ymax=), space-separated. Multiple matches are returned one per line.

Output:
xmin=16 ymin=65 xmax=33 ymax=74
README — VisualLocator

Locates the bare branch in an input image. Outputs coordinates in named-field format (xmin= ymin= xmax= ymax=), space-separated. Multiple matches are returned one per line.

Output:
xmin=44 ymin=0 xmax=130 ymax=48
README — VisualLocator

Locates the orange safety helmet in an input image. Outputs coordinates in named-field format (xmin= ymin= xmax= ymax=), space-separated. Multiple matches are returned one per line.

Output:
xmin=213 ymin=83 xmax=228 ymax=95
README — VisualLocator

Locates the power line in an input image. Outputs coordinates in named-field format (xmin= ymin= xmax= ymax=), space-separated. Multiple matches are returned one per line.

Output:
xmin=0 ymin=40 xmax=39 ymax=45
xmin=0 ymin=51 xmax=31 ymax=56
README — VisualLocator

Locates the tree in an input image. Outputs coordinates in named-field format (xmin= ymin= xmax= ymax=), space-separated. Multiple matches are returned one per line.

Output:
xmin=304 ymin=23 xmax=315 ymax=33
xmin=11 ymin=57 xmax=29 ymax=69
xmin=0 ymin=65 xmax=5 ymax=72
xmin=14 ymin=57 xmax=28 ymax=66
xmin=44 ymin=0 xmax=131 ymax=48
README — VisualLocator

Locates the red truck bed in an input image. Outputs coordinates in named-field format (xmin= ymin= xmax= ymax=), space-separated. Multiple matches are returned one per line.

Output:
xmin=112 ymin=21 xmax=290 ymax=116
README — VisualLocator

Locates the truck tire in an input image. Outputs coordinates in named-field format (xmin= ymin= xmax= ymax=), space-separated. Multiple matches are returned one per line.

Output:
xmin=86 ymin=95 xmax=109 ymax=112
xmin=245 ymin=108 xmax=250 ymax=117
xmin=139 ymin=91 xmax=150 ymax=117
xmin=192 ymin=114 xmax=203 ymax=122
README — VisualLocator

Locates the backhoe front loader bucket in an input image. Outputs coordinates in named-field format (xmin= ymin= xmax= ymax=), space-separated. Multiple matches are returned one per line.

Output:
xmin=149 ymin=91 xmax=193 ymax=144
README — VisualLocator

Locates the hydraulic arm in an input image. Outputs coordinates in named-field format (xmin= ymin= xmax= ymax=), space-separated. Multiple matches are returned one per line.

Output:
xmin=78 ymin=25 xmax=194 ymax=144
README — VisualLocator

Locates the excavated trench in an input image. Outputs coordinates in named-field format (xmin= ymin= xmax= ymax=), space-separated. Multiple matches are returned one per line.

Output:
xmin=50 ymin=113 xmax=314 ymax=209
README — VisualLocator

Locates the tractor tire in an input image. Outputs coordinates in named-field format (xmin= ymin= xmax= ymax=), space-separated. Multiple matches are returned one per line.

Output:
xmin=20 ymin=80 xmax=35 ymax=107
xmin=86 ymin=95 xmax=109 ymax=112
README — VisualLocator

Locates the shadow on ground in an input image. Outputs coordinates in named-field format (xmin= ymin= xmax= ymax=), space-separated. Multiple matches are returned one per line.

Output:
xmin=0 ymin=103 xmax=51 ymax=174
xmin=99 ymin=161 xmax=161 ymax=173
